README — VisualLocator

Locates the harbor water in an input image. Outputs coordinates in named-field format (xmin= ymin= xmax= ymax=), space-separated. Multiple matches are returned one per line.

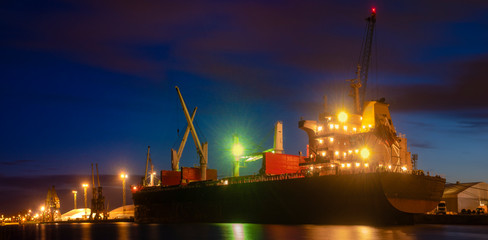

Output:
xmin=2 ymin=223 xmax=488 ymax=240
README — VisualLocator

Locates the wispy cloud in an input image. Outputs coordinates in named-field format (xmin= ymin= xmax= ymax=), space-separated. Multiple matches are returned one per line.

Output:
xmin=0 ymin=160 xmax=34 ymax=166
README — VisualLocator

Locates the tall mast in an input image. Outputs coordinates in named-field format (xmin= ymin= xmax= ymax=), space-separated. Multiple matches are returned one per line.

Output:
xmin=144 ymin=146 xmax=150 ymax=186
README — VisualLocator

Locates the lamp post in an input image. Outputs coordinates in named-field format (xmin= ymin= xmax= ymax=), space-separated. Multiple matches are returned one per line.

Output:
xmin=72 ymin=190 xmax=77 ymax=209
xmin=40 ymin=206 xmax=45 ymax=222
xmin=82 ymin=183 xmax=88 ymax=218
xmin=120 ymin=173 xmax=128 ymax=213
xmin=232 ymin=135 xmax=243 ymax=177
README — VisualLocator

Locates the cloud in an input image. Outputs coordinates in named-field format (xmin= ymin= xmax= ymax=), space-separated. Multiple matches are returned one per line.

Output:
xmin=0 ymin=160 xmax=34 ymax=166
xmin=409 ymin=141 xmax=436 ymax=149
xmin=380 ymin=55 xmax=488 ymax=113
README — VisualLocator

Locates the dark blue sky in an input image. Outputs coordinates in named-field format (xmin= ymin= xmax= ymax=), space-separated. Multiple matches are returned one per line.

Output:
xmin=1 ymin=0 xmax=488 ymax=215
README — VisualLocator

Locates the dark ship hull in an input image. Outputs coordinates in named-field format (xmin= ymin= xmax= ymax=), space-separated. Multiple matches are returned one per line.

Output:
xmin=133 ymin=172 xmax=445 ymax=225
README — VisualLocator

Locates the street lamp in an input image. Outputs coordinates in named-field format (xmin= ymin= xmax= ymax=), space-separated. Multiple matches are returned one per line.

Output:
xmin=82 ymin=183 xmax=89 ymax=218
xmin=72 ymin=191 xmax=77 ymax=209
xmin=120 ymin=173 xmax=128 ymax=213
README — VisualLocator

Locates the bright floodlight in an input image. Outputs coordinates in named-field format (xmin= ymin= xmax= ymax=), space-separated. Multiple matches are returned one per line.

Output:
xmin=360 ymin=148 xmax=370 ymax=159
xmin=232 ymin=143 xmax=244 ymax=157
xmin=82 ymin=183 xmax=88 ymax=188
xmin=121 ymin=173 xmax=128 ymax=179
xmin=338 ymin=112 xmax=348 ymax=123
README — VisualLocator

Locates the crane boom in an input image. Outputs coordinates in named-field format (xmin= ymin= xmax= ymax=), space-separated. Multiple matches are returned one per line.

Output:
xmin=349 ymin=9 xmax=376 ymax=114
xmin=358 ymin=8 xmax=376 ymax=108
xmin=175 ymin=86 xmax=208 ymax=180
xmin=171 ymin=107 xmax=197 ymax=171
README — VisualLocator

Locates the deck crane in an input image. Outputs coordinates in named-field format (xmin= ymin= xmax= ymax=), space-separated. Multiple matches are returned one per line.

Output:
xmin=170 ymin=108 xmax=197 ymax=171
xmin=348 ymin=8 xmax=376 ymax=114
xmin=175 ymin=86 xmax=208 ymax=181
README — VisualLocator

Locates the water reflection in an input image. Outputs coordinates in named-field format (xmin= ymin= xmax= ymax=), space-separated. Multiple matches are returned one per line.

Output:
xmin=231 ymin=224 xmax=244 ymax=240
xmin=5 ymin=222 xmax=488 ymax=240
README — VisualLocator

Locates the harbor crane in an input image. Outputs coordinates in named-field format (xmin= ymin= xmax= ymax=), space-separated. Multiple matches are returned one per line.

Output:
xmin=90 ymin=163 xmax=107 ymax=220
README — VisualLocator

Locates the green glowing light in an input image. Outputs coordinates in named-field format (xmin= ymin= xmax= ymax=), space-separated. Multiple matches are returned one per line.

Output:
xmin=232 ymin=143 xmax=244 ymax=157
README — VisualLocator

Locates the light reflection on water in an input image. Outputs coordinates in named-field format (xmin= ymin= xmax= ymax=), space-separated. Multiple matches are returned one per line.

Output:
xmin=2 ymin=223 xmax=488 ymax=240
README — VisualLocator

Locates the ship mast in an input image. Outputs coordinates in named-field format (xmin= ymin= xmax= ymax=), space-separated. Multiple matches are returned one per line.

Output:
xmin=349 ymin=8 xmax=376 ymax=114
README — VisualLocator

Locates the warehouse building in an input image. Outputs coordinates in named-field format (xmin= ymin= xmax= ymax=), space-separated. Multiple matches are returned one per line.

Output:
xmin=442 ymin=182 xmax=488 ymax=213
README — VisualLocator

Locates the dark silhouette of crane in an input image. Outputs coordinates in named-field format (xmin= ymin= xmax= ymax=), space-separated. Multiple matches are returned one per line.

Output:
xmin=348 ymin=8 xmax=377 ymax=114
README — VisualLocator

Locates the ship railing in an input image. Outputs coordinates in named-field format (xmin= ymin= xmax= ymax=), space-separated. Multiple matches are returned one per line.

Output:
xmin=220 ymin=172 xmax=305 ymax=185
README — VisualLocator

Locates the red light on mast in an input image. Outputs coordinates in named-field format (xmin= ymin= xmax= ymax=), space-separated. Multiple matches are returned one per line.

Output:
xmin=372 ymin=8 xmax=376 ymax=13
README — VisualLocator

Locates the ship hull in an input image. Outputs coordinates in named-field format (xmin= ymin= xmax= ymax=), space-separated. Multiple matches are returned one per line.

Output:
xmin=133 ymin=172 xmax=445 ymax=225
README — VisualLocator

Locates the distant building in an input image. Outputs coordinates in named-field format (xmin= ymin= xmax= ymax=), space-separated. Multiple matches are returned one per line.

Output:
xmin=442 ymin=182 xmax=488 ymax=213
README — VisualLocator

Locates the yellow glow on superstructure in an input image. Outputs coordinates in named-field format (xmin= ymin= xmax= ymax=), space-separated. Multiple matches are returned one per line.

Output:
xmin=329 ymin=137 xmax=334 ymax=142
xmin=341 ymin=164 xmax=345 ymax=168
xmin=343 ymin=125 xmax=348 ymax=131
xmin=360 ymin=148 xmax=370 ymax=159
xmin=318 ymin=126 xmax=323 ymax=131
xmin=346 ymin=163 xmax=351 ymax=168
xmin=329 ymin=124 xmax=334 ymax=129
xmin=401 ymin=166 xmax=407 ymax=171
xmin=338 ymin=112 xmax=348 ymax=122
xmin=365 ymin=163 xmax=369 ymax=167
xmin=334 ymin=124 xmax=339 ymax=129
xmin=334 ymin=151 xmax=339 ymax=156
xmin=319 ymin=139 xmax=323 ymax=144
xmin=355 ymin=162 xmax=360 ymax=167
xmin=321 ymin=152 xmax=326 ymax=156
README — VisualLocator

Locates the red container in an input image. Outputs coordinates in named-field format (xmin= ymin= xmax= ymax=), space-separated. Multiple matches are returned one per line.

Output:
xmin=161 ymin=170 xmax=182 ymax=186
xmin=263 ymin=152 xmax=302 ymax=175
xmin=181 ymin=167 xmax=218 ymax=183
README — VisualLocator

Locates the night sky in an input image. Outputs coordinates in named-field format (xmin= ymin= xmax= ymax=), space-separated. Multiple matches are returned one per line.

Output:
xmin=1 ymin=1 xmax=488 ymax=215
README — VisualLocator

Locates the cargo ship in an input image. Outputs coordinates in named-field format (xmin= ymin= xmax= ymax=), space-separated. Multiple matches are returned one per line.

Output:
xmin=132 ymin=9 xmax=445 ymax=225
